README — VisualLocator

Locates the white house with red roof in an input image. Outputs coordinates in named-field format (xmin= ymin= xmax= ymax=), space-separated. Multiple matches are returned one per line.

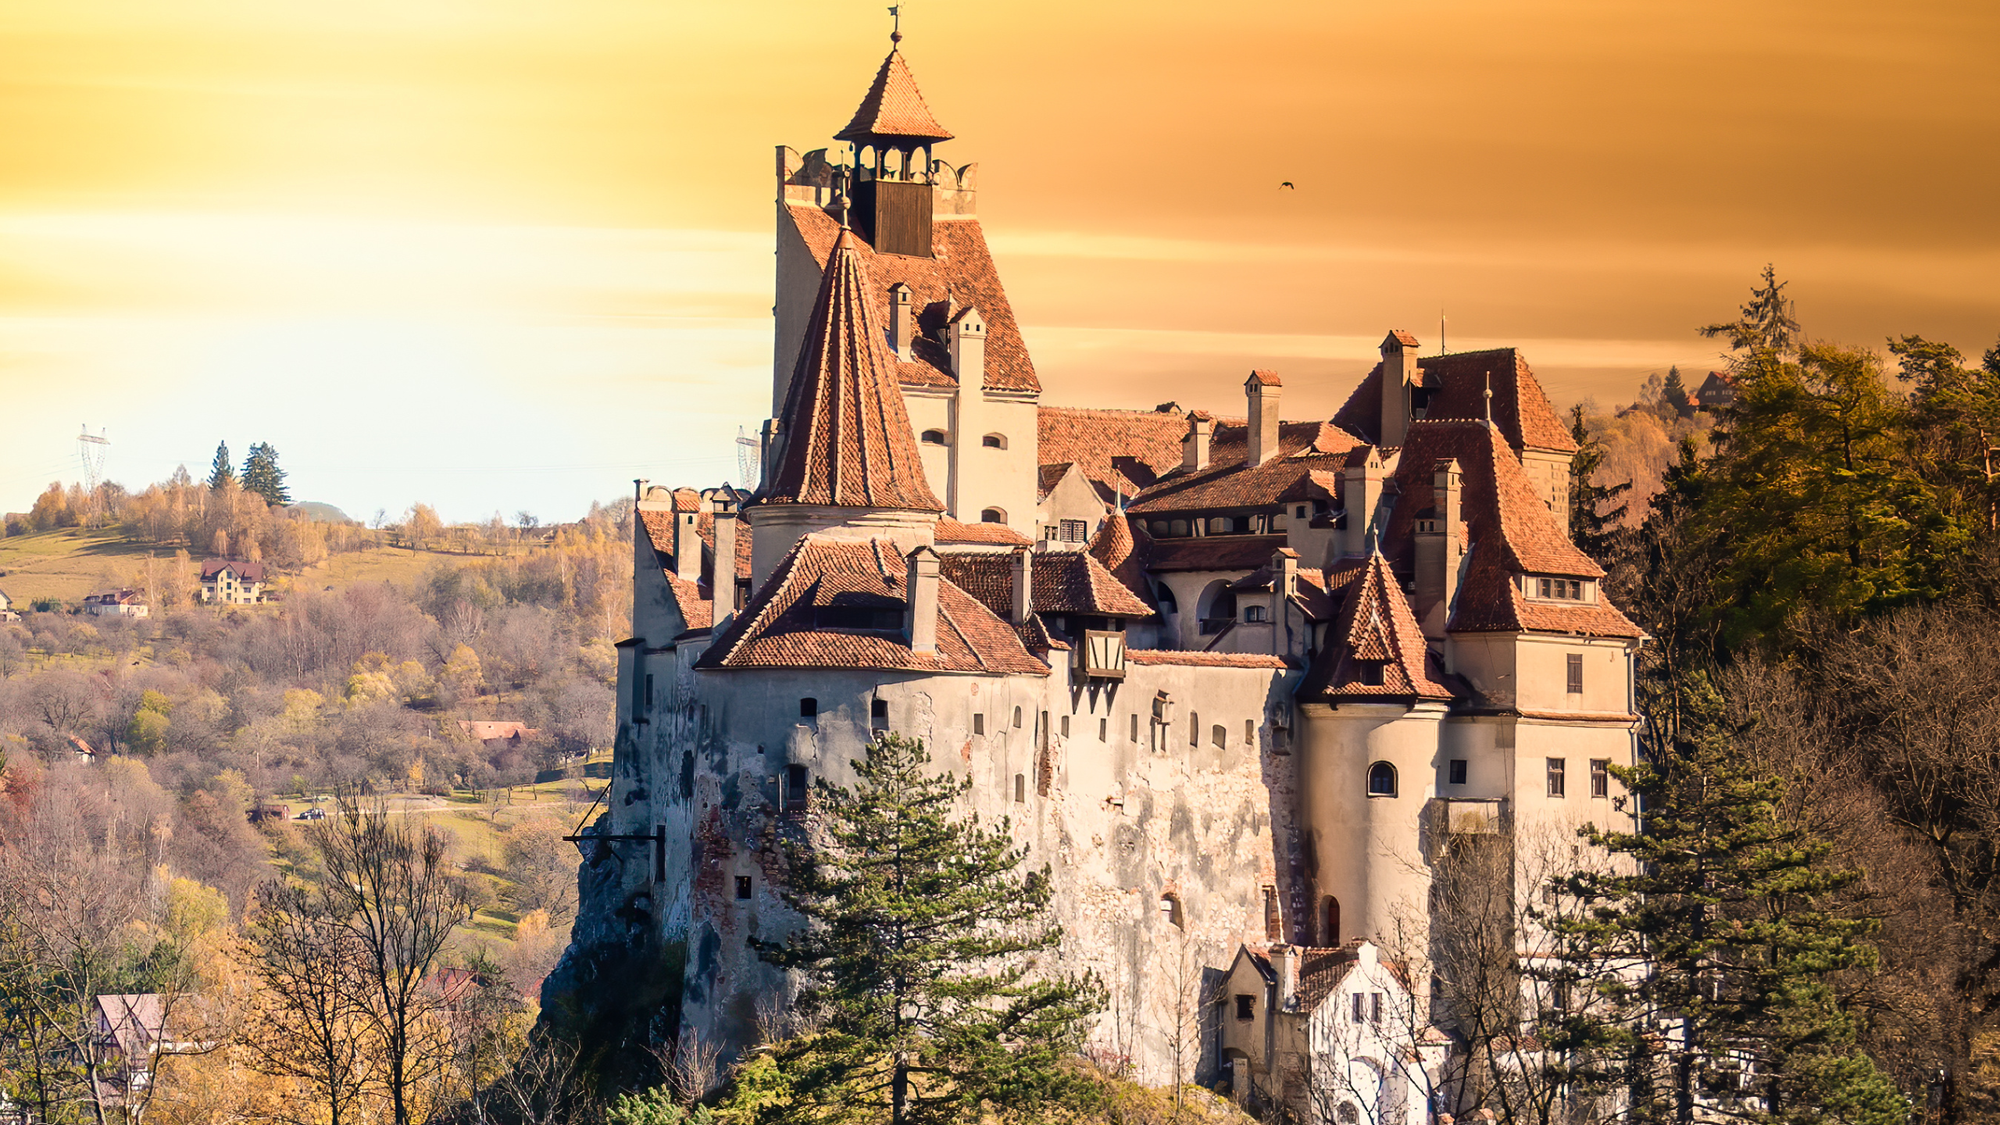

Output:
xmin=550 ymin=32 xmax=1643 ymax=1106
xmin=198 ymin=558 xmax=266 ymax=605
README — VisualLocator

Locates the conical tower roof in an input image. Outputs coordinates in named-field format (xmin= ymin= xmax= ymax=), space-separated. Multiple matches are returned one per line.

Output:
xmin=836 ymin=49 xmax=954 ymax=144
xmin=762 ymin=227 xmax=944 ymax=512
xmin=1302 ymin=552 xmax=1454 ymax=703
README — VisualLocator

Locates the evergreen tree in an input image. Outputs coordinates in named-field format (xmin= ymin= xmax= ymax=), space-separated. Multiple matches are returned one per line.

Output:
xmin=1549 ymin=677 xmax=1907 ymax=1125
xmin=751 ymin=733 xmax=1103 ymax=1125
xmin=1701 ymin=264 xmax=1802 ymax=356
xmin=1661 ymin=366 xmax=1690 ymax=416
xmin=207 ymin=441 xmax=236 ymax=491
xmin=242 ymin=442 xmax=292 ymax=506
xmin=1567 ymin=403 xmax=1633 ymax=567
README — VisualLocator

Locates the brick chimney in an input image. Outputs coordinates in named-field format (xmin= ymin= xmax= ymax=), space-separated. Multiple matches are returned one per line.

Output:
xmin=711 ymin=491 xmax=739 ymax=616
xmin=949 ymin=306 xmax=986 ymax=387
xmin=1379 ymin=331 xmax=1421 ymax=448
xmin=888 ymin=283 xmax=914 ymax=362
xmin=1341 ymin=450 xmax=1388 ymax=558
xmin=1011 ymin=546 xmax=1034 ymax=625
xmin=674 ymin=506 xmax=701 ymax=584
xmin=1246 ymin=370 xmax=1281 ymax=467
xmin=1414 ymin=459 xmax=1463 ymax=638
xmin=1273 ymin=546 xmax=1298 ymax=601
xmin=905 ymin=545 xmax=940 ymax=654
xmin=1182 ymin=411 xmax=1213 ymax=472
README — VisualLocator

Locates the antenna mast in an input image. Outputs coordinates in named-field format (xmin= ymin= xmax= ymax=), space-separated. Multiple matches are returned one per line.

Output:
xmin=736 ymin=426 xmax=762 ymax=489
xmin=77 ymin=425 xmax=110 ymax=518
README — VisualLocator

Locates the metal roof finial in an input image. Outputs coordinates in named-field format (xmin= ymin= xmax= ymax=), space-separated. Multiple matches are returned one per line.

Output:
xmin=1483 ymin=371 xmax=1494 ymax=427
xmin=889 ymin=5 xmax=902 ymax=45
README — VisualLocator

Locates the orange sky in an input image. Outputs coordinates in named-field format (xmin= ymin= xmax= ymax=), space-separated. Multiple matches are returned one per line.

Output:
xmin=2 ymin=0 xmax=1995 ymax=519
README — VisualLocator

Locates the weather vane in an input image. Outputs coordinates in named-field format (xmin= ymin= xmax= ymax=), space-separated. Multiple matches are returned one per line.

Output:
xmin=889 ymin=5 xmax=902 ymax=44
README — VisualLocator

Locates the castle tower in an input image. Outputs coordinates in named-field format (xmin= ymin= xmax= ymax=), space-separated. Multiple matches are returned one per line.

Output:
xmin=836 ymin=43 xmax=954 ymax=258
xmin=747 ymin=222 xmax=943 ymax=587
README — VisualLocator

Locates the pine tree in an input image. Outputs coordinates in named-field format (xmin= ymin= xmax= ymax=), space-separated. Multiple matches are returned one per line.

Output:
xmin=242 ymin=442 xmax=292 ymax=506
xmin=1567 ymin=403 xmax=1632 ymax=567
xmin=752 ymin=733 xmax=1103 ymax=1125
xmin=1701 ymin=264 xmax=1802 ymax=356
xmin=1549 ymin=677 xmax=1907 ymax=1125
xmin=207 ymin=441 xmax=236 ymax=491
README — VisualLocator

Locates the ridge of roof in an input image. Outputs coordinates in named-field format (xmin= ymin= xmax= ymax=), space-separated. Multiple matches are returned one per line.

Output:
xmin=762 ymin=227 xmax=944 ymax=513
xmin=1333 ymin=347 xmax=1576 ymax=454
xmin=836 ymin=49 xmax=954 ymax=143
xmin=1037 ymin=406 xmax=1188 ymax=499
xmin=1087 ymin=513 xmax=1153 ymax=603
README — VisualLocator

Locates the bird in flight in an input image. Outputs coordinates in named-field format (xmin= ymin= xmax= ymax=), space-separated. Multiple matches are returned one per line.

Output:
xmin=1280 ymin=181 xmax=1295 ymax=189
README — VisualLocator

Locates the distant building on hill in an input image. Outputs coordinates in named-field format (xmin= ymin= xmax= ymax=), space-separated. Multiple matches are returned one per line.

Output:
xmin=0 ymin=587 xmax=17 ymax=622
xmin=460 ymin=720 xmax=539 ymax=746
xmin=199 ymin=558 xmax=266 ymax=605
xmin=1695 ymin=370 xmax=1737 ymax=411
xmin=83 ymin=589 xmax=148 ymax=618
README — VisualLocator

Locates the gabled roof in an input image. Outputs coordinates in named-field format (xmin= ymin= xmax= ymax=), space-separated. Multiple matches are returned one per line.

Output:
xmin=784 ymin=206 xmax=1039 ymax=394
xmin=1228 ymin=562 xmax=1339 ymax=622
xmin=695 ymin=536 xmax=1046 ymax=675
xmin=1144 ymin=533 xmax=1293 ymax=574
xmin=836 ymin=50 xmax=954 ymax=144
xmin=1379 ymin=422 xmax=1640 ymax=639
xmin=1126 ymin=420 xmax=1358 ymax=514
xmin=199 ymin=558 xmax=266 ymax=582
xmin=1301 ymin=553 xmax=1455 ymax=704
xmin=1334 ymin=347 xmax=1576 ymax=454
xmin=1037 ymin=406 xmax=1189 ymax=498
xmin=762 ymin=226 xmax=943 ymax=513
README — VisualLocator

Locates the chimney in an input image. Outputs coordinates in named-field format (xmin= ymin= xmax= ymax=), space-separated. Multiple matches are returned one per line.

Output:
xmin=1245 ymin=370 xmax=1282 ymax=467
xmin=1182 ymin=411 xmax=1214 ymax=472
xmin=1011 ymin=546 xmax=1034 ymax=625
xmin=888 ymin=283 xmax=914 ymax=362
xmin=1341 ymin=450 xmax=1388 ymax=558
xmin=759 ymin=417 xmax=783 ymax=491
xmin=1379 ymin=331 xmax=1421 ymax=448
xmin=949 ymin=306 xmax=986 ymax=387
xmin=674 ymin=505 xmax=701 ymax=584
xmin=1271 ymin=944 xmax=1298 ymax=1012
xmin=1414 ymin=459 xmax=1463 ymax=638
xmin=1273 ymin=547 xmax=1298 ymax=601
xmin=711 ymin=492 xmax=739 ymax=616
xmin=904 ymin=545 xmax=940 ymax=654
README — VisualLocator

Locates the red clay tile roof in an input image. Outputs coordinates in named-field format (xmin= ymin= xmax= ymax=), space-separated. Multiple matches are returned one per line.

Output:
xmin=694 ymin=512 xmax=753 ymax=584
xmin=1385 ymin=330 xmax=1421 ymax=348
xmin=1126 ymin=650 xmax=1289 ymax=669
xmin=935 ymin=518 xmax=1033 ymax=546
xmin=1378 ymin=422 xmax=1640 ymax=638
xmin=1127 ymin=420 xmax=1360 ymax=515
xmin=1037 ymin=406 xmax=1189 ymax=499
xmin=836 ymin=49 xmax=954 ymax=144
xmin=1293 ymin=947 xmax=1364 ymax=1012
xmin=938 ymin=551 xmax=1155 ymax=620
xmin=1247 ymin=369 xmax=1282 ymax=387
xmin=696 ymin=536 xmax=1046 ymax=675
xmin=1335 ymin=347 xmax=1576 ymax=454
xmin=785 ymin=206 xmax=1038 ymax=394
xmin=763 ymin=226 xmax=944 ymax=513
xmin=1302 ymin=552 xmax=1455 ymax=703
xmin=667 ymin=574 xmax=713 ymax=631
xmin=1228 ymin=563 xmax=1339 ymax=622
xmin=637 ymin=508 xmax=677 ymax=558
xmin=1145 ymin=533 xmax=1293 ymax=573
xmin=1087 ymin=513 xmax=1153 ymax=603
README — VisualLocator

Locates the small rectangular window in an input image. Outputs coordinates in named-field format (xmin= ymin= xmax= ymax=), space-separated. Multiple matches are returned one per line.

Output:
xmin=1567 ymin=653 xmax=1584 ymax=694
xmin=1190 ymin=712 xmax=1200 ymax=746
xmin=1352 ymin=993 xmax=1365 ymax=1021
xmin=1262 ymin=885 xmax=1281 ymax=941
xmin=1130 ymin=714 xmax=1139 ymax=743
xmin=1245 ymin=719 xmax=1255 ymax=746
xmin=1358 ymin=661 xmax=1385 ymax=686
xmin=871 ymin=698 xmax=889 ymax=730
xmin=785 ymin=765 xmax=809 ymax=813
xmin=1211 ymin=724 xmax=1226 ymax=749
xmin=1449 ymin=758 xmax=1467 ymax=785
xmin=1060 ymin=715 xmax=1070 ymax=738
xmin=973 ymin=712 xmax=985 ymax=735
xmin=1236 ymin=994 xmax=1255 ymax=1022
xmin=1370 ymin=993 xmax=1383 ymax=1024
xmin=735 ymin=876 xmax=752 ymax=900
xmin=1014 ymin=774 xmax=1025 ymax=803
xmin=1547 ymin=757 xmax=1567 ymax=798
xmin=800 ymin=698 xmax=818 ymax=719
xmin=1099 ymin=717 xmax=1108 ymax=741
xmin=1591 ymin=758 xmax=1610 ymax=798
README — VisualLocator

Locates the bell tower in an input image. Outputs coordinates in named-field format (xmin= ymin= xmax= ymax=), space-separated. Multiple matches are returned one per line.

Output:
xmin=834 ymin=24 xmax=954 ymax=258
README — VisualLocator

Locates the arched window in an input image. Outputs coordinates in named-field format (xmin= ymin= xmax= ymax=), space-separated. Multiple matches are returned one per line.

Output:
xmin=982 ymin=433 xmax=1007 ymax=449
xmin=1207 ymin=516 xmax=1233 ymax=535
xmin=981 ymin=507 xmax=1007 ymax=524
xmin=1323 ymin=896 xmax=1341 ymax=946
xmin=1159 ymin=893 xmax=1184 ymax=929
xmin=1211 ymin=724 xmax=1226 ymax=748
xmin=920 ymin=429 xmax=948 ymax=445
xmin=1367 ymin=760 xmax=1397 ymax=797
xmin=1012 ymin=706 xmax=1024 ymax=729
xmin=1156 ymin=584 xmax=1178 ymax=612
xmin=1169 ymin=519 xmax=1189 ymax=536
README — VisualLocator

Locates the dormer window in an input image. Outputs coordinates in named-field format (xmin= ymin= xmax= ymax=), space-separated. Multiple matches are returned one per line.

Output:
xmin=1355 ymin=660 xmax=1386 ymax=686
xmin=1530 ymin=576 xmax=1591 ymax=602
xmin=920 ymin=429 xmax=948 ymax=445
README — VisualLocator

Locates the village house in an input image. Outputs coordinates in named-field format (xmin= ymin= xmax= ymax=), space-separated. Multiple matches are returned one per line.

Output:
xmin=82 ymin=588 xmax=148 ymax=618
xmin=550 ymin=33 xmax=1644 ymax=1118
xmin=0 ymin=587 xmax=17 ymax=622
xmin=199 ymin=558 xmax=266 ymax=605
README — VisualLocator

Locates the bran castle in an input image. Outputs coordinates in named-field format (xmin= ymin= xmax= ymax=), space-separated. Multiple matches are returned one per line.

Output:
xmin=549 ymin=37 xmax=1644 ymax=1122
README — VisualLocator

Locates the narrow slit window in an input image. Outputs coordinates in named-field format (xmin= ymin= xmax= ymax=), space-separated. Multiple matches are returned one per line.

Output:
xmin=735 ymin=876 xmax=753 ymax=901
xmin=1014 ymin=773 xmax=1025 ymax=803
xmin=1013 ymin=706 xmax=1023 ymax=729
xmin=1245 ymin=719 xmax=1255 ymax=746
xmin=1190 ymin=712 xmax=1200 ymax=746
xmin=1130 ymin=714 xmax=1139 ymax=743
xmin=1060 ymin=715 xmax=1070 ymax=738
xmin=1099 ymin=717 xmax=1108 ymax=741
xmin=973 ymin=712 xmax=985 ymax=735
xmin=1567 ymin=653 xmax=1584 ymax=694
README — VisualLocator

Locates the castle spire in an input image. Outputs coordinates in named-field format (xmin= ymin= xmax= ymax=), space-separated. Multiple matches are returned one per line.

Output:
xmin=837 ymin=40 xmax=953 ymax=145
xmin=761 ymin=227 xmax=943 ymax=513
